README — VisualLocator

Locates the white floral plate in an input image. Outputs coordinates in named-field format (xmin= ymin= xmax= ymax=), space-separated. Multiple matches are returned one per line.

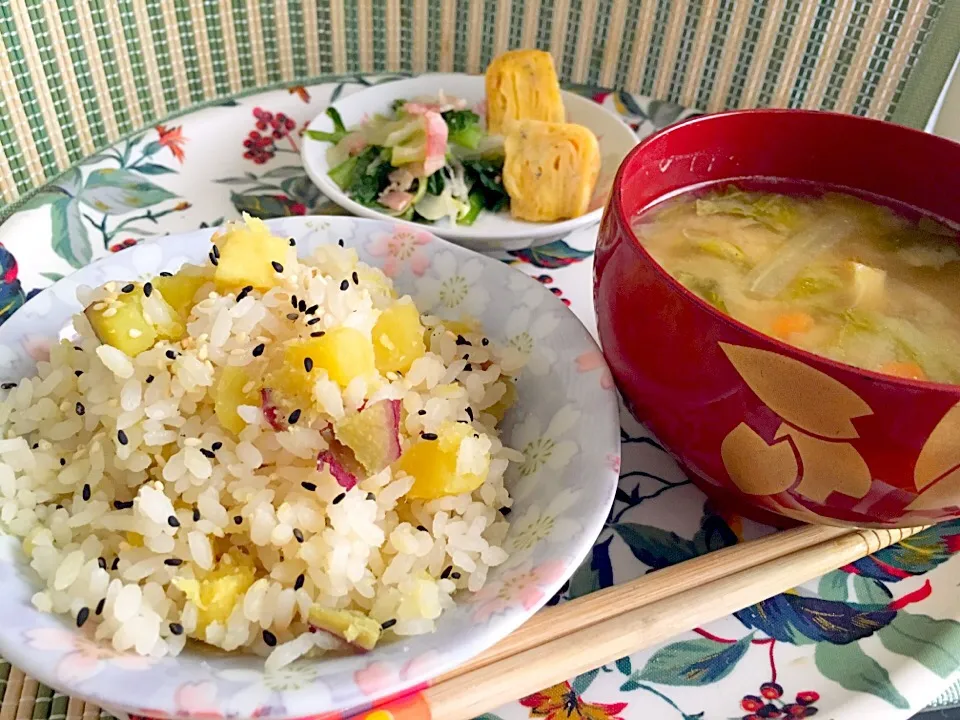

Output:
xmin=0 ymin=216 xmax=620 ymax=719
xmin=301 ymin=74 xmax=639 ymax=252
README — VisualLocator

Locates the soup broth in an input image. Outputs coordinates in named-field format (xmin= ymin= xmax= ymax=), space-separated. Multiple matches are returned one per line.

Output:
xmin=632 ymin=183 xmax=960 ymax=384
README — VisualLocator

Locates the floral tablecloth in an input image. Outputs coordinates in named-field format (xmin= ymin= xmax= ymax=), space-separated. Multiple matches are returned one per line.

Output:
xmin=2 ymin=77 xmax=960 ymax=720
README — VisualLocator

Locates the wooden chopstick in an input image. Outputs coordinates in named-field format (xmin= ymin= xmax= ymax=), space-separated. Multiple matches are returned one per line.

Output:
xmin=437 ymin=523 xmax=850 ymax=679
xmin=419 ymin=524 xmax=925 ymax=720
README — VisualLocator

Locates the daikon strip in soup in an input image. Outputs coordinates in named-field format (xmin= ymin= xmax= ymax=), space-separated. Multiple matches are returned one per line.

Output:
xmin=631 ymin=183 xmax=960 ymax=384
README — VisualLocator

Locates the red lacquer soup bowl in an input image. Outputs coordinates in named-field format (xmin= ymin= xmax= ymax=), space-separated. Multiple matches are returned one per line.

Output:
xmin=594 ymin=109 xmax=960 ymax=528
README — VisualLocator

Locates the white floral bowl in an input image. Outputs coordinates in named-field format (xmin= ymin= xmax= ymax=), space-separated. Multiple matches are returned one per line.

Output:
xmin=0 ymin=217 xmax=620 ymax=719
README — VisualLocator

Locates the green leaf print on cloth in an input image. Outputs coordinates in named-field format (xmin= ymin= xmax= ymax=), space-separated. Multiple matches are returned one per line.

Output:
xmin=50 ymin=197 xmax=91 ymax=268
xmin=633 ymin=635 xmax=754 ymax=686
xmin=815 ymin=641 xmax=909 ymax=709
xmin=878 ymin=613 xmax=960 ymax=679
xmin=79 ymin=169 xmax=176 ymax=214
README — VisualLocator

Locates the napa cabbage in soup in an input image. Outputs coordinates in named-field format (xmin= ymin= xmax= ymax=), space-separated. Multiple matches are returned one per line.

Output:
xmin=631 ymin=185 xmax=960 ymax=384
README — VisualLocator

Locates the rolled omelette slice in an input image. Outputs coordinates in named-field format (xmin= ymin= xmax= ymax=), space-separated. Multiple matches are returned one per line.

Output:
xmin=485 ymin=49 xmax=565 ymax=134
xmin=503 ymin=119 xmax=601 ymax=222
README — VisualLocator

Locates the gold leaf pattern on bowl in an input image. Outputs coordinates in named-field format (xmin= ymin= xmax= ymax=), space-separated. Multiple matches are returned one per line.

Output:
xmin=720 ymin=422 xmax=799 ymax=496
xmin=914 ymin=400 xmax=960 ymax=492
xmin=719 ymin=343 xmax=873 ymax=439
xmin=908 ymin=467 xmax=960 ymax=511
xmin=773 ymin=424 xmax=871 ymax=503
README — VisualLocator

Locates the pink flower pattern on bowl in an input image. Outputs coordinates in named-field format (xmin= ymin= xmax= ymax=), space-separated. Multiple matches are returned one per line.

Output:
xmin=365 ymin=228 xmax=432 ymax=278
xmin=576 ymin=350 xmax=614 ymax=390
xmin=25 ymin=627 xmax=155 ymax=684
xmin=470 ymin=559 xmax=568 ymax=622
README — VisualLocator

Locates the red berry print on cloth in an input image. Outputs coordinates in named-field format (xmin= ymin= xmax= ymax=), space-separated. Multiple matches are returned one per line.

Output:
xmin=243 ymin=108 xmax=300 ymax=164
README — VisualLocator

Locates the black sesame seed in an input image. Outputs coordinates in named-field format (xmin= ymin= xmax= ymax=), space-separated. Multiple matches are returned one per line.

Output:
xmin=74 ymin=370 xmax=83 ymax=377
xmin=417 ymin=525 xmax=427 ymax=532
xmin=111 ymin=557 xmax=120 ymax=570
xmin=200 ymin=448 xmax=216 ymax=459
xmin=55 ymin=503 xmax=63 ymax=509
xmin=117 ymin=429 xmax=128 ymax=445
xmin=212 ymin=441 xmax=223 ymax=451
xmin=234 ymin=515 xmax=243 ymax=524
xmin=464 ymin=363 xmax=473 ymax=372
xmin=82 ymin=484 xmax=91 ymax=501
xmin=169 ymin=622 xmax=184 ymax=635
xmin=74 ymin=346 xmax=82 ymax=351
xmin=366 ymin=492 xmax=376 ymax=501
xmin=76 ymin=607 xmax=90 ymax=627
xmin=305 ymin=304 xmax=319 ymax=315
xmin=164 ymin=558 xmax=183 ymax=566
xmin=481 ymin=338 xmax=489 ymax=346
xmin=98 ymin=556 xmax=107 ymax=570
xmin=332 ymin=493 xmax=345 ymax=505
xmin=417 ymin=409 xmax=426 ymax=416
xmin=456 ymin=335 xmax=470 ymax=346
xmin=440 ymin=566 xmax=452 ymax=579
xmin=165 ymin=350 xmax=177 ymax=360
xmin=121 ymin=283 xmax=135 ymax=294
xmin=307 ymin=317 xmax=321 ymax=326
xmin=289 ymin=237 xmax=296 ymax=247
xmin=351 ymin=271 xmax=359 ymax=285
xmin=160 ymin=271 xmax=172 ymax=277
xmin=193 ymin=507 xmax=201 ymax=522
xmin=60 ymin=457 xmax=66 ymax=466
xmin=310 ymin=331 xmax=325 ymax=338
xmin=463 ymin=354 xmax=469 ymax=360
xmin=421 ymin=432 xmax=438 ymax=441
xmin=286 ymin=312 xmax=299 ymax=321
xmin=237 ymin=287 xmax=251 ymax=302
xmin=294 ymin=573 xmax=305 ymax=591
xmin=262 ymin=629 xmax=277 ymax=646
xmin=380 ymin=618 xmax=397 ymax=630
xmin=499 ymin=506 xmax=511 ymax=516
xmin=1 ymin=383 xmax=16 ymax=390
xmin=113 ymin=500 xmax=134 ymax=509
xmin=301 ymin=481 xmax=317 ymax=491
xmin=458 ymin=420 xmax=469 ymax=424
xmin=209 ymin=251 xmax=219 ymax=266
xmin=340 ymin=279 xmax=349 ymax=291
xmin=271 ymin=261 xmax=284 ymax=273
xmin=252 ymin=343 xmax=265 ymax=357
xmin=167 ymin=515 xmax=180 ymax=528
xmin=143 ymin=281 xmax=153 ymax=297
xmin=243 ymin=285 xmax=253 ymax=294
xmin=293 ymin=527 xmax=304 ymax=543
xmin=34 ymin=444 xmax=40 ymax=450
xmin=76 ymin=402 xmax=85 ymax=416
xmin=298 ymin=299 xmax=307 ymax=312
xmin=146 ymin=374 xmax=155 ymax=383
xmin=212 ymin=244 xmax=220 ymax=259
xmin=465 ymin=407 xmax=474 ymax=421
xmin=95 ymin=598 xmax=106 ymax=615
xmin=288 ymin=409 xmax=302 ymax=424
xmin=303 ymin=357 xmax=313 ymax=372
xmin=451 ymin=572 xmax=461 ymax=579
xmin=338 ymin=239 xmax=345 ymax=247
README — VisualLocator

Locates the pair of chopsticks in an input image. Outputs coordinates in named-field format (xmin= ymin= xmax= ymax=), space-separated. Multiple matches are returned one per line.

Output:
xmin=382 ymin=523 xmax=925 ymax=720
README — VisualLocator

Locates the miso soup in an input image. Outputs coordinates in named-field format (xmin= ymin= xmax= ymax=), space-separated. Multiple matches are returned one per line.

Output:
xmin=631 ymin=184 xmax=960 ymax=384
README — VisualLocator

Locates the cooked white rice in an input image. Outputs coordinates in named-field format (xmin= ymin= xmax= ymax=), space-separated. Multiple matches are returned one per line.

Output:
xmin=0 ymin=236 xmax=524 ymax=668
